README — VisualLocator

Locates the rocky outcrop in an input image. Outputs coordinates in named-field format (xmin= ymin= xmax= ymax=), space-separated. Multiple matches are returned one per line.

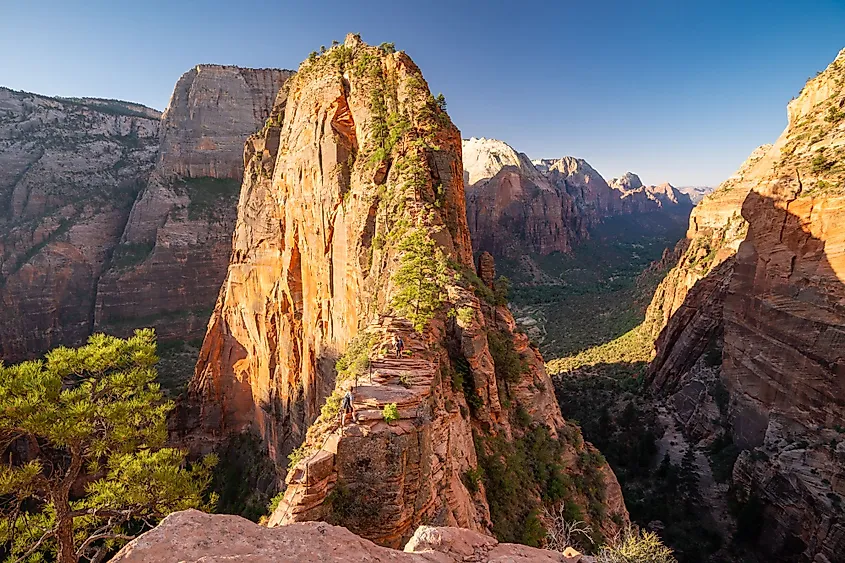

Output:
xmin=646 ymin=47 xmax=845 ymax=562
xmin=111 ymin=509 xmax=585 ymax=562
xmin=0 ymin=89 xmax=160 ymax=361
xmin=94 ymin=65 xmax=293 ymax=342
xmin=185 ymin=35 xmax=627 ymax=548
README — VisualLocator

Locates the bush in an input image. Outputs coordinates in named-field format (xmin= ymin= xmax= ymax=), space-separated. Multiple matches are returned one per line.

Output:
xmin=597 ymin=528 xmax=677 ymax=563
xmin=336 ymin=332 xmax=374 ymax=381
xmin=487 ymin=330 xmax=527 ymax=383
xmin=382 ymin=403 xmax=399 ymax=423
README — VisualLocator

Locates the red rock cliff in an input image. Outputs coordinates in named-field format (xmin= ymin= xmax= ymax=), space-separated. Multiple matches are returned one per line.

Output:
xmin=646 ymin=48 xmax=845 ymax=562
xmin=187 ymin=35 xmax=627 ymax=548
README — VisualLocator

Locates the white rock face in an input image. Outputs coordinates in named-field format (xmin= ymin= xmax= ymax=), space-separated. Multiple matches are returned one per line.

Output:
xmin=609 ymin=172 xmax=643 ymax=192
xmin=462 ymin=137 xmax=546 ymax=186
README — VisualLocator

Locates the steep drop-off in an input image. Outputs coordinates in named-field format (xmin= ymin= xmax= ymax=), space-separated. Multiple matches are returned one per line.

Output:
xmin=95 ymin=65 xmax=293 ymax=342
xmin=0 ymin=89 xmax=160 ymax=361
xmin=646 ymin=48 xmax=845 ymax=562
xmin=0 ymin=66 xmax=291 ymax=364
xmin=185 ymin=35 xmax=627 ymax=549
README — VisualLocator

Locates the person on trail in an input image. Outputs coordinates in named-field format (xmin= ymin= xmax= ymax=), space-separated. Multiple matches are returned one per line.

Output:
xmin=395 ymin=335 xmax=404 ymax=359
xmin=339 ymin=388 xmax=355 ymax=433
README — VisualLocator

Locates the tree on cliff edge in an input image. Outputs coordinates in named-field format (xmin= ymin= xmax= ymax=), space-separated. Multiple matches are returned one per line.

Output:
xmin=0 ymin=329 xmax=216 ymax=563
xmin=391 ymin=229 xmax=450 ymax=332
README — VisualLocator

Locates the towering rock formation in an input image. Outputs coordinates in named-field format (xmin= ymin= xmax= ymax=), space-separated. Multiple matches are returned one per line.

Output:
xmin=186 ymin=35 xmax=626 ymax=548
xmin=646 ymin=48 xmax=845 ymax=562
xmin=0 ymin=66 xmax=292 ymax=363
xmin=0 ymin=89 xmax=160 ymax=361
xmin=94 ymin=65 xmax=293 ymax=341
xmin=464 ymin=146 xmax=693 ymax=261
xmin=463 ymin=138 xmax=584 ymax=256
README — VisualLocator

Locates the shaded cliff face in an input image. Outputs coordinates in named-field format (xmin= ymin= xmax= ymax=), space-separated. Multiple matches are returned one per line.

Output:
xmin=94 ymin=65 xmax=293 ymax=342
xmin=0 ymin=89 xmax=160 ymax=361
xmin=187 ymin=35 xmax=626 ymax=548
xmin=647 ymin=48 xmax=845 ymax=562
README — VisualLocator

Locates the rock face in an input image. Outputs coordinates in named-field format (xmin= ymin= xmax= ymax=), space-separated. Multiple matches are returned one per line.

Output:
xmin=94 ymin=65 xmax=293 ymax=342
xmin=646 ymin=47 xmax=845 ymax=562
xmin=0 ymin=89 xmax=160 ymax=361
xmin=463 ymin=138 xmax=584 ymax=256
xmin=185 ymin=35 xmax=627 ymax=548
xmin=110 ymin=509 xmax=582 ymax=562
xmin=0 ymin=66 xmax=292 ymax=362
xmin=464 ymin=144 xmax=693 ymax=259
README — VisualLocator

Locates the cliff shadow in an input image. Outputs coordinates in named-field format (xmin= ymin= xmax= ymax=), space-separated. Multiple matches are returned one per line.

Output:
xmin=647 ymin=188 xmax=845 ymax=562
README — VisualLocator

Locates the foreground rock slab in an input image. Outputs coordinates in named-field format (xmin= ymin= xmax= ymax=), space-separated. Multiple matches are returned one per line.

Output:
xmin=110 ymin=509 xmax=575 ymax=562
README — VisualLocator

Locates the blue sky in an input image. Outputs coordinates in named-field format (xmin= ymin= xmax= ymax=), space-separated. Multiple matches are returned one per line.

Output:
xmin=1 ymin=0 xmax=844 ymax=186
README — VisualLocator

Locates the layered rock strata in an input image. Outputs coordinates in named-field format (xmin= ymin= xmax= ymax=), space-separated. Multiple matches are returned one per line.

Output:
xmin=463 ymin=141 xmax=693 ymax=259
xmin=186 ymin=35 xmax=627 ymax=548
xmin=94 ymin=65 xmax=293 ymax=341
xmin=0 ymin=66 xmax=292 ymax=362
xmin=0 ymin=89 xmax=160 ymax=361
xmin=646 ymin=48 xmax=845 ymax=562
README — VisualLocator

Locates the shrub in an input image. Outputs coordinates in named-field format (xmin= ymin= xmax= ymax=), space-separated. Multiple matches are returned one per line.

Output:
xmin=811 ymin=151 xmax=833 ymax=173
xmin=487 ymin=330 xmax=527 ymax=383
xmin=455 ymin=306 xmax=474 ymax=325
xmin=336 ymin=332 xmax=374 ymax=381
xmin=267 ymin=491 xmax=285 ymax=514
xmin=382 ymin=402 xmax=400 ymax=423
xmin=320 ymin=389 xmax=344 ymax=421
xmin=597 ymin=528 xmax=677 ymax=563
xmin=463 ymin=467 xmax=482 ymax=494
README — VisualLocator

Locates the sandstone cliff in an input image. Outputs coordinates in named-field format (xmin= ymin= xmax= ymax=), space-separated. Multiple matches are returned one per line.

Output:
xmin=0 ymin=66 xmax=291 ymax=364
xmin=186 ymin=35 xmax=627 ymax=548
xmin=0 ymin=89 xmax=160 ymax=361
xmin=646 ymin=47 xmax=845 ymax=562
xmin=463 ymin=138 xmax=583 ymax=256
xmin=111 ymin=509 xmax=587 ymax=562
xmin=94 ymin=65 xmax=293 ymax=342
xmin=464 ymin=146 xmax=693 ymax=261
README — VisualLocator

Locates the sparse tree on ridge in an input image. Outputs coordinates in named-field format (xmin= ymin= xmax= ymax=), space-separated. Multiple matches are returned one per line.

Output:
xmin=0 ymin=329 xmax=216 ymax=563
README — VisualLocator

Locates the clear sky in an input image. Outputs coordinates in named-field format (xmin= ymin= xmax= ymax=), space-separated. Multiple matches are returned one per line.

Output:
xmin=1 ymin=0 xmax=844 ymax=186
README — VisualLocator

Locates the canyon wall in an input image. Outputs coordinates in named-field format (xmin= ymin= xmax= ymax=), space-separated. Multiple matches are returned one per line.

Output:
xmin=0 ymin=89 xmax=160 ymax=361
xmin=464 ymin=140 xmax=692 ymax=260
xmin=646 ymin=48 xmax=845 ymax=562
xmin=94 ymin=65 xmax=293 ymax=342
xmin=0 ymin=66 xmax=291 ymax=362
xmin=185 ymin=35 xmax=627 ymax=548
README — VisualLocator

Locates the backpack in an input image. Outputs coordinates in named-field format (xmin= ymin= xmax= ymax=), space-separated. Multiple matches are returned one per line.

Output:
xmin=341 ymin=392 xmax=352 ymax=410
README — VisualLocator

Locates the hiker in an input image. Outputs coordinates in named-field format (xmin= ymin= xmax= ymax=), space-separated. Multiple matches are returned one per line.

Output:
xmin=394 ymin=334 xmax=404 ymax=359
xmin=339 ymin=388 xmax=355 ymax=432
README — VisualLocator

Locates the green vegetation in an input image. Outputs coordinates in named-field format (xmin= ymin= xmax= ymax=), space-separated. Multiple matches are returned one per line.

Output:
xmin=110 ymin=241 xmax=154 ymax=269
xmin=811 ymin=149 xmax=834 ymax=174
xmin=487 ymin=330 xmax=528 ymax=383
xmin=177 ymin=176 xmax=241 ymax=220
xmin=507 ymin=216 xmax=685 ymax=362
xmin=154 ymin=338 xmax=204 ymax=397
xmin=0 ymin=330 xmax=216 ymax=563
xmin=335 ymin=332 xmax=375 ymax=381
xmin=596 ymin=529 xmax=677 ymax=563
xmin=382 ymin=403 xmax=399 ymax=423
xmin=825 ymin=104 xmax=845 ymax=123
xmin=391 ymin=229 xmax=450 ymax=332
xmin=210 ymin=432 xmax=279 ymax=523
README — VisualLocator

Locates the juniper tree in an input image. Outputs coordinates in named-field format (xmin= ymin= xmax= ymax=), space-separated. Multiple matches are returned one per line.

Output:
xmin=0 ymin=329 xmax=216 ymax=563
xmin=391 ymin=229 xmax=450 ymax=332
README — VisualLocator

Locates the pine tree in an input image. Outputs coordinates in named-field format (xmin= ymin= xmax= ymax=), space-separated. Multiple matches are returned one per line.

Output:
xmin=391 ymin=229 xmax=450 ymax=332
xmin=679 ymin=446 xmax=703 ymax=513
xmin=0 ymin=329 xmax=217 ymax=563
